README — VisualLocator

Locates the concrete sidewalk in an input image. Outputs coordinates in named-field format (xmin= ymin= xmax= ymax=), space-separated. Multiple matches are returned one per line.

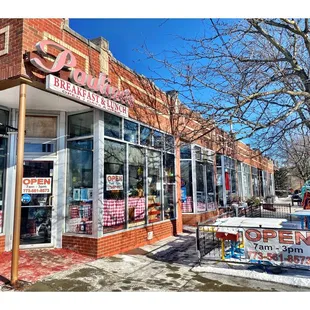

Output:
xmin=1 ymin=229 xmax=306 ymax=292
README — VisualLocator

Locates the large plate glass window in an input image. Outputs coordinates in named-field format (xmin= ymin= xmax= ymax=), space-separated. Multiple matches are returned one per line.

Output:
xmin=128 ymin=146 xmax=146 ymax=227
xmin=104 ymin=112 xmax=122 ymax=139
xmin=180 ymin=161 xmax=193 ymax=213
xmin=147 ymin=150 xmax=162 ymax=223
xmin=68 ymin=111 xmax=93 ymax=138
xmin=66 ymin=139 xmax=93 ymax=235
xmin=103 ymin=139 xmax=126 ymax=232
xmin=163 ymin=153 xmax=175 ymax=219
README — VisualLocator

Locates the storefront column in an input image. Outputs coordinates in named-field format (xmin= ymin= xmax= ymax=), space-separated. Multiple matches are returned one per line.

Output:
xmin=221 ymin=155 xmax=227 ymax=207
xmin=93 ymin=109 xmax=104 ymax=237
xmin=175 ymin=138 xmax=183 ymax=234
xmin=11 ymin=83 xmax=27 ymax=286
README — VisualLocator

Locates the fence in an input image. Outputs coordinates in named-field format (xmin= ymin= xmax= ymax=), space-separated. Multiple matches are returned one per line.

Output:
xmin=234 ymin=203 xmax=292 ymax=220
xmin=196 ymin=218 xmax=310 ymax=270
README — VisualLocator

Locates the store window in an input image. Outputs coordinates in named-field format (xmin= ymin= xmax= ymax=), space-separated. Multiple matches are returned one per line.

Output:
xmin=140 ymin=126 xmax=152 ymax=146
xmin=180 ymin=144 xmax=191 ymax=159
xmin=68 ymin=112 xmax=93 ymax=138
xmin=196 ymin=162 xmax=207 ymax=212
xmin=165 ymin=135 xmax=174 ymax=153
xmin=216 ymin=154 xmax=224 ymax=206
xmin=252 ymin=167 xmax=259 ymax=197
xmin=124 ymin=120 xmax=138 ymax=144
xmin=66 ymin=139 xmax=93 ymax=235
xmin=128 ymin=146 xmax=146 ymax=227
xmin=206 ymin=162 xmax=216 ymax=210
xmin=103 ymin=139 xmax=126 ymax=232
xmin=104 ymin=112 xmax=122 ymax=139
xmin=242 ymin=164 xmax=252 ymax=199
xmin=237 ymin=161 xmax=243 ymax=199
xmin=147 ymin=150 xmax=162 ymax=223
xmin=0 ymin=137 xmax=7 ymax=233
xmin=153 ymin=130 xmax=163 ymax=149
xmin=180 ymin=161 xmax=193 ymax=213
xmin=163 ymin=153 xmax=175 ymax=219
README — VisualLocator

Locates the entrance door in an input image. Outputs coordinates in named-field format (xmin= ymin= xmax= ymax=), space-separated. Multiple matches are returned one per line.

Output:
xmin=20 ymin=160 xmax=54 ymax=246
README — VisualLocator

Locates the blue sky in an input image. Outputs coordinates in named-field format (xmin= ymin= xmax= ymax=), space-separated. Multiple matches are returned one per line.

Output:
xmin=69 ymin=18 xmax=208 ymax=83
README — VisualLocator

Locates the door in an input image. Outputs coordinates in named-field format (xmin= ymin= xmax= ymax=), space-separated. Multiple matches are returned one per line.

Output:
xmin=20 ymin=160 xmax=54 ymax=246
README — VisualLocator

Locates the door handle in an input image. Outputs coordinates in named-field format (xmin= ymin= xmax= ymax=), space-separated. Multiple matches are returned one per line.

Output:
xmin=48 ymin=195 xmax=54 ymax=206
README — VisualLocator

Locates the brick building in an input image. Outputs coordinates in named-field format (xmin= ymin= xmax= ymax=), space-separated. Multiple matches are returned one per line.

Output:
xmin=0 ymin=18 xmax=274 ymax=256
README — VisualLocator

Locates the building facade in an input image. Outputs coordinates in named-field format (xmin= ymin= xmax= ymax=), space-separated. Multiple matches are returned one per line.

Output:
xmin=0 ymin=18 xmax=274 ymax=256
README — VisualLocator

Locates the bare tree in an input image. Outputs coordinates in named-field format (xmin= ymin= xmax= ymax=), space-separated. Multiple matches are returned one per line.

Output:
xmin=141 ymin=18 xmax=310 ymax=151
xmin=277 ymin=126 xmax=310 ymax=182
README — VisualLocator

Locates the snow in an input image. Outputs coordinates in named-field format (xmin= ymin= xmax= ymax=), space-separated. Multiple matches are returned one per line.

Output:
xmin=193 ymin=262 xmax=310 ymax=288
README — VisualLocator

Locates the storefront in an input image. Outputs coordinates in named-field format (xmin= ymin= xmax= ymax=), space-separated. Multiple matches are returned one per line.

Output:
xmin=0 ymin=18 xmax=275 ymax=255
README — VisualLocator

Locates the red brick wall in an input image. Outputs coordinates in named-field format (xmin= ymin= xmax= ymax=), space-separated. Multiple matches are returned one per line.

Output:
xmin=63 ymin=220 xmax=178 ymax=258
xmin=182 ymin=210 xmax=218 ymax=226
xmin=0 ymin=235 xmax=5 ymax=254
xmin=0 ymin=19 xmax=23 ymax=81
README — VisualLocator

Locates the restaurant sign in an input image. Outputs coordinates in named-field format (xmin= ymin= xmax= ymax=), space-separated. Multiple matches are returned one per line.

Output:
xmin=244 ymin=228 xmax=310 ymax=267
xmin=46 ymin=75 xmax=128 ymax=117
xmin=28 ymin=40 xmax=134 ymax=111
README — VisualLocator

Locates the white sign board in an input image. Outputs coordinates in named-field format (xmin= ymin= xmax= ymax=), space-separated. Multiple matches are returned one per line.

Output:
xmin=106 ymin=175 xmax=123 ymax=191
xmin=244 ymin=228 xmax=310 ymax=267
xmin=22 ymin=177 xmax=52 ymax=194
xmin=46 ymin=75 xmax=128 ymax=117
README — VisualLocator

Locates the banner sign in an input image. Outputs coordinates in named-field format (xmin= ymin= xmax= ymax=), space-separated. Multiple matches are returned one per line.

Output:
xmin=244 ymin=228 xmax=310 ymax=266
xmin=106 ymin=175 xmax=123 ymax=191
xmin=22 ymin=177 xmax=52 ymax=194
xmin=46 ymin=75 xmax=128 ymax=117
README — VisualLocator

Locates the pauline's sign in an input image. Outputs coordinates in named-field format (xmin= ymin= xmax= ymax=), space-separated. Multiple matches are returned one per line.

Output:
xmin=28 ymin=40 xmax=134 ymax=109
xmin=47 ymin=75 xmax=128 ymax=117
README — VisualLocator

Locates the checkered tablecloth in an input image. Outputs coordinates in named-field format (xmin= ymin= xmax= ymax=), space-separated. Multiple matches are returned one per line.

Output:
xmin=128 ymin=197 xmax=145 ymax=220
xmin=197 ymin=201 xmax=207 ymax=212
xmin=103 ymin=199 xmax=125 ymax=226
xmin=207 ymin=202 xmax=217 ymax=211
xmin=182 ymin=197 xmax=193 ymax=213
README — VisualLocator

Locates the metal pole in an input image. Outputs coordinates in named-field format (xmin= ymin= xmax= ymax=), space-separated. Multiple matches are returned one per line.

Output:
xmin=11 ymin=83 xmax=27 ymax=286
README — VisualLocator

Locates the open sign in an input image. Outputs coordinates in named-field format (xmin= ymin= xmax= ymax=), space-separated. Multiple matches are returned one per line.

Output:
xmin=22 ymin=177 xmax=52 ymax=194
xmin=106 ymin=174 xmax=123 ymax=191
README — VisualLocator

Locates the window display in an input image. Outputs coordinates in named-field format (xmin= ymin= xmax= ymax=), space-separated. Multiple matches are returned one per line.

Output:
xmin=103 ymin=139 xmax=125 ymax=232
xmin=128 ymin=146 xmax=146 ymax=227
xmin=66 ymin=139 xmax=93 ymax=235
xmin=164 ymin=153 xmax=175 ymax=219
xmin=180 ymin=161 xmax=193 ymax=213
xmin=147 ymin=150 xmax=162 ymax=223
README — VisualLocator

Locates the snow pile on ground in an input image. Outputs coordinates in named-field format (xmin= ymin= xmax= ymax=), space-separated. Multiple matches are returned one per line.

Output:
xmin=193 ymin=262 xmax=310 ymax=288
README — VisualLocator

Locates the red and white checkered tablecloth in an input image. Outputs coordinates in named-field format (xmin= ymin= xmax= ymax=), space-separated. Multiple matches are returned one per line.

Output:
xmin=207 ymin=202 xmax=217 ymax=211
xmin=103 ymin=199 xmax=125 ymax=226
xmin=197 ymin=201 xmax=207 ymax=212
xmin=182 ymin=197 xmax=193 ymax=213
xmin=128 ymin=197 xmax=145 ymax=220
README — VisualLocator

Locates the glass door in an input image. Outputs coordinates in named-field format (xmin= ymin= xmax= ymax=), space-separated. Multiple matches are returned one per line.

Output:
xmin=20 ymin=160 xmax=54 ymax=246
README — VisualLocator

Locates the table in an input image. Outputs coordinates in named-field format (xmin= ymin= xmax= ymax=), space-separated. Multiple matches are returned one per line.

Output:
xmin=213 ymin=217 xmax=286 ymax=260
xmin=289 ymin=210 xmax=310 ymax=229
